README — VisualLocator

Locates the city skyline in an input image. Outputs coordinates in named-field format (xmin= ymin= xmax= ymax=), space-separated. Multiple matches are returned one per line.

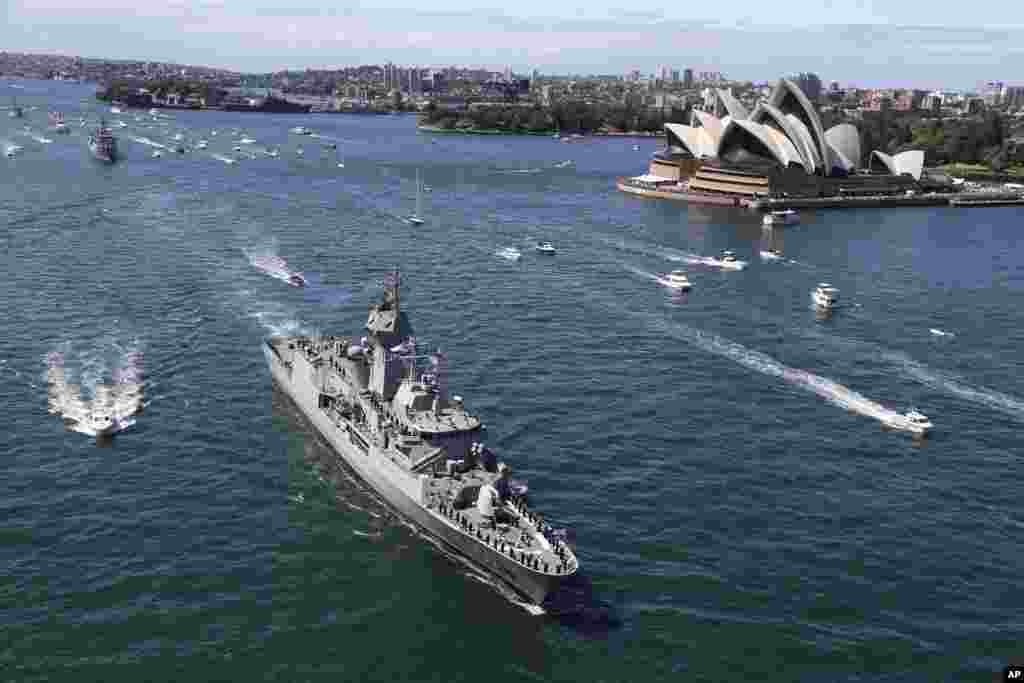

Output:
xmin=6 ymin=1 xmax=1024 ymax=90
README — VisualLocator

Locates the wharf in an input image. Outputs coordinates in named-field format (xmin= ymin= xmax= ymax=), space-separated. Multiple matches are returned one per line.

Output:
xmin=748 ymin=192 xmax=1024 ymax=210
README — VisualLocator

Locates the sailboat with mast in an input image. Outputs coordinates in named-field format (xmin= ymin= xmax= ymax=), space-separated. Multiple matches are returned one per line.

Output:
xmin=406 ymin=170 xmax=425 ymax=225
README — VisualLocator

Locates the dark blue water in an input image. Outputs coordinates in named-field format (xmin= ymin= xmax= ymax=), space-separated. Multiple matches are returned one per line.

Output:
xmin=3 ymin=79 xmax=1023 ymax=681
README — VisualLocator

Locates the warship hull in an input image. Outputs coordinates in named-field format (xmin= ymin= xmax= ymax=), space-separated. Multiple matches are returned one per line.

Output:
xmin=264 ymin=341 xmax=563 ymax=606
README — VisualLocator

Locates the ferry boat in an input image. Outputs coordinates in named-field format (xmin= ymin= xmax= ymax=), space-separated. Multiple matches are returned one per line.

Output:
xmin=88 ymin=121 xmax=117 ymax=162
xmin=812 ymin=283 xmax=839 ymax=309
xmin=660 ymin=270 xmax=692 ymax=290
xmin=762 ymin=209 xmax=800 ymax=226
xmin=535 ymin=242 xmax=556 ymax=254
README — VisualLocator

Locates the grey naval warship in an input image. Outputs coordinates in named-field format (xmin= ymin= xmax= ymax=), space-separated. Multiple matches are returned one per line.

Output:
xmin=263 ymin=271 xmax=578 ymax=606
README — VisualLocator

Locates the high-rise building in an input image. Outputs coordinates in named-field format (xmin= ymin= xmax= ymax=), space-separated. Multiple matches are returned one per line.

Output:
xmin=683 ymin=68 xmax=694 ymax=89
xmin=384 ymin=62 xmax=396 ymax=91
xmin=671 ymin=69 xmax=680 ymax=83
xmin=504 ymin=65 xmax=513 ymax=82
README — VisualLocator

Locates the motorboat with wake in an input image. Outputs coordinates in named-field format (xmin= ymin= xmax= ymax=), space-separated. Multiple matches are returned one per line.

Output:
xmin=658 ymin=270 xmax=692 ymax=290
xmin=759 ymin=248 xmax=782 ymax=260
xmin=812 ymin=283 xmax=839 ymax=309
xmin=4 ymin=144 xmax=23 ymax=158
xmin=535 ymin=242 xmax=556 ymax=254
xmin=897 ymin=409 xmax=933 ymax=435
xmin=288 ymin=272 xmax=307 ymax=288
xmin=290 ymin=126 xmax=312 ymax=135
xmin=720 ymin=250 xmax=738 ymax=264
xmin=763 ymin=209 xmax=800 ymax=226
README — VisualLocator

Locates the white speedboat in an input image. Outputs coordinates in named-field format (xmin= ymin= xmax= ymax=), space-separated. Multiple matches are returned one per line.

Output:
xmin=759 ymin=248 xmax=782 ymax=260
xmin=720 ymin=250 xmax=738 ymax=264
xmin=899 ymin=409 xmax=933 ymax=435
xmin=290 ymin=126 xmax=312 ymax=135
xmin=116 ymin=120 xmax=128 ymax=128
xmin=407 ymin=215 xmax=425 ymax=225
xmin=196 ymin=140 xmax=208 ymax=149
xmin=288 ymin=272 xmax=307 ymax=288
xmin=296 ymin=147 xmax=304 ymax=156
xmin=149 ymin=108 xmax=159 ymax=116
xmin=4 ymin=144 xmax=23 ymax=158
xmin=660 ymin=270 xmax=692 ymax=290
xmin=152 ymin=151 xmax=162 ymax=158
xmin=240 ymin=137 xmax=256 ymax=144
xmin=535 ymin=241 xmax=556 ymax=254
xmin=763 ymin=209 xmax=799 ymax=226
xmin=110 ymin=106 xmax=122 ymax=114
xmin=812 ymin=283 xmax=840 ymax=309
xmin=232 ymin=145 xmax=242 ymax=152
xmin=83 ymin=410 xmax=121 ymax=438
xmin=497 ymin=247 xmax=522 ymax=261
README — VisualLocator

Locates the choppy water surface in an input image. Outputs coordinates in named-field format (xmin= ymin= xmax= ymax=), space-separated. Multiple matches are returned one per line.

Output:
xmin=3 ymin=80 xmax=1024 ymax=681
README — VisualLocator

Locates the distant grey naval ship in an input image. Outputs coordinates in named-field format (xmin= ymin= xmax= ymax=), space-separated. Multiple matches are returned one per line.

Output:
xmin=263 ymin=271 xmax=578 ymax=606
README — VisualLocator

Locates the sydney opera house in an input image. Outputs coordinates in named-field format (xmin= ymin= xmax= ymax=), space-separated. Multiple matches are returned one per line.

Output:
xmin=635 ymin=78 xmax=927 ymax=202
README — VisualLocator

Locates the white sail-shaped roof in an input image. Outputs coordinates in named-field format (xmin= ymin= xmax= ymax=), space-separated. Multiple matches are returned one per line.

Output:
xmin=715 ymin=88 xmax=749 ymax=121
xmin=824 ymin=124 xmax=861 ymax=173
xmin=664 ymin=123 xmax=717 ymax=159
xmin=750 ymin=103 xmax=815 ymax=172
xmin=717 ymin=118 xmax=806 ymax=170
xmin=693 ymin=110 xmax=725 ymax=146
xmin=768 ymin=78 xmax=830 ymax=175
xmin=870 ymin=150 xmax=925 ymax=180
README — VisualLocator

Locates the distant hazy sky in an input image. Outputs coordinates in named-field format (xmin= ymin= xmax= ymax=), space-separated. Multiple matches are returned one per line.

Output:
xmin=6 ymin=1 xmax=1024 ymax=89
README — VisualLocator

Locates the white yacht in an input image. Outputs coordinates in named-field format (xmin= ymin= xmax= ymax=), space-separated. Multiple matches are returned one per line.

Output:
xmin=899 ymin=409 xmax=933 ymax=435
xmin=290 ymin=126 xmax=312 ymax=135
xmin=762 ymin=209 xmax=800 ymax=226
xmin=660 ymin=270 xmax=692 ymax=290
xmin=720 ymin=250 xmax=738 ymax=263
xmin=812 ymin=283 xmax=840 ymax=309
xmin=535 ymin=241 xmax=556 ymax=254
xmin=759 ymin=248 xmax=782 ymax=260
xmin=497 ymin=247 xmax=522 ymax=261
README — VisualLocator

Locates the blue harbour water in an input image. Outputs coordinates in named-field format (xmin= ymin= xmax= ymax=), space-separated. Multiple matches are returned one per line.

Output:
xmin=2 ymin=80 xmax=1023 ymax=681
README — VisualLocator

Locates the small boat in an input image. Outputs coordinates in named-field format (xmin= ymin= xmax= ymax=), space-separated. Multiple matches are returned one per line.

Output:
xmin=899 ymin=409 xmax=933 ymax=435
xmin=325 ymin=142 xmax=337 ymax=149
xmin=211 ymin=130 xmax=218 ymax=136
xmin=4 ymin=144 xmax=23 ymax=158
xmin=149 ymin=108 xmax=159 ymax=116
xmin=110 ymin=106 xmax=122 ymax=114
xmin=632 ymin=144 xmax=640 ymax=151
xmin=660 ymin=270 xmax=692 ymax=290
xmin=290 ymin=126 xmax=312 ymax=135
xmin=116 ymin=120 xmax=128 ymax=128
xmin=812 ymin=283 xmax=839 ymax=309
xmin=88 ymin=120 xmax=117 ymax=162
xmin=84 ymin=410 xmax=121 ymax=438
xmin=762 ymin=209 xmax=800 ymax=226
xmin=759 ymin=248 xmax=782 ymax=260
xmin=288 ymin=273 xmax=307 ymax=288
xmin=151 ymin=151 xmax=162 ymax=158
xmin=535 ymin=241 xmax=556 ymax=254
xmin=173 ymin=133 xmax=183 ymax=141
xmin=196 ymin=140 xmax=208 ymax=149
xmin=174 ymin=144 xmax=186 ymax=154
xmin=720 ymin=250 xmax=738 ymax=264
xmin=497 ymin=247 xmax=522 ymax=261
xmin=240 ymin=137 xmax=256 ymax=144
xmin=296 ymin=147 xmax=304 ymax=156
xmin=269 ymin=149 xmax=279 ymax=158
xmin=232 ymin=145 xmax=242 ymax=152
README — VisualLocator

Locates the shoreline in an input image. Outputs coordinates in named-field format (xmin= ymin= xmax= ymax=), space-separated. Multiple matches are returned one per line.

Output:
xmin=417 ymin=124 xmax=664 ymax=138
